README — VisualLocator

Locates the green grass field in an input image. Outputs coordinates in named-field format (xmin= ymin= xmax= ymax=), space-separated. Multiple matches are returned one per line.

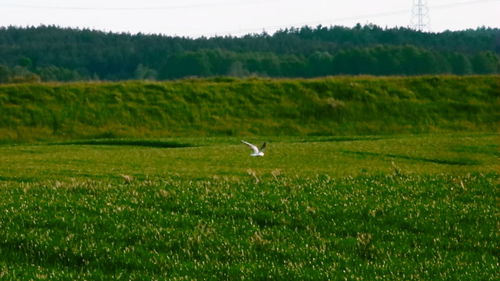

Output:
xmin=0 ymin=75 xmax=498 ymax=279
xmin=1 ymin=75 xmax=499 ymax=142
xmin=0 ymin=133 xmax=498 ymax=280
xmin=0 ymin=133 xmax=498 ymax=180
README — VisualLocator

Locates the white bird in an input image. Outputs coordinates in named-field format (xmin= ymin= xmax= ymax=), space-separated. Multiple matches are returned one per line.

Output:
xmin=241 ymin=140 xmax=266 ymax=157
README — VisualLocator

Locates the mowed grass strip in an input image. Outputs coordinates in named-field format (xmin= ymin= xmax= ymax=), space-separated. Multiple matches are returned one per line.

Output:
xmin=0 ymin=174 xmax=497 ymax=280
xmin=0 ymin=134 xmax=497 ymax=180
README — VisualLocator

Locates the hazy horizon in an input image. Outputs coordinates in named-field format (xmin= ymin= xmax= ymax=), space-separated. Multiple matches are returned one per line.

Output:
xmin=1 ymin=0 xmax=499 ymax=38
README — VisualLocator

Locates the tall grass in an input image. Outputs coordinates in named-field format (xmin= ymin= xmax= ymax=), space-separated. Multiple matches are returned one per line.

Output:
xmin=0 ymin=173 xmax=497 ymax=280
xmin=0 ymin=133 xmax=497 ymax=279
xmin=0 ymin=75 xmax=498 ymax=141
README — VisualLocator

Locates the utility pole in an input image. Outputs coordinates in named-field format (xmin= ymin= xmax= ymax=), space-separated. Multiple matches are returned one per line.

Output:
xmin=411 ymin=0 xmax=430 ymax=31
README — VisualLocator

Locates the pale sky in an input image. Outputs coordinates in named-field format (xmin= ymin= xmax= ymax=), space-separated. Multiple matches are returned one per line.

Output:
xmin=0 ymin=0 xmax=499 ymax=37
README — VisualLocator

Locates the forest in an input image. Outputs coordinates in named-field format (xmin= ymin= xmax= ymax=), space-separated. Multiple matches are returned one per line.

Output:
xmin=0 ymin=24 xmax=499 ymax=82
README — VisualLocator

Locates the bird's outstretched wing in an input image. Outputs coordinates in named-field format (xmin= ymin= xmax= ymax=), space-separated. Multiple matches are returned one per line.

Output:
xmin=259 ymin=142 xmax=266 ymax=152
xmin=241 ymin=140 xmax=259 ymax=153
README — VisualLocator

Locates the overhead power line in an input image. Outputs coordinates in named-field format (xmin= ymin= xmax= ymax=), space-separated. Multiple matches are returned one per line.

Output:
xmin=0 ymin=0 xmax=281 ymax=11
xmin=218 ymin=0 xmax=500 ymax=36
xmin=0 ymin=0 xmax=496 ymax=11
xmin=1 ymin=0 xmax=498 ymax=37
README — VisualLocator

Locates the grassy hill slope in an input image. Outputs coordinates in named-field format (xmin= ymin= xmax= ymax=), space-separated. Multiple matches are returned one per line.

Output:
xmin=0 ymin=75 xmax=498 ymax=142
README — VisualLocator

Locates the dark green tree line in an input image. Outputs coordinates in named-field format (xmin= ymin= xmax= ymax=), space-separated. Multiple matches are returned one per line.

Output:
xmin=0 ymin=25 xmax=498 ymax=82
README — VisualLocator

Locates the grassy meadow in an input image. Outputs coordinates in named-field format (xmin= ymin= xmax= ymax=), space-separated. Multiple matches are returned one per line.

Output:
xmin=0 ymin=75 xmax=499 ymax=142
xmin=0 ymin=133 xmax=498 ymax=180
xmin=0 ymin=133 xmax=498 ymax=280
xmin=0 ymin=76 xmax=499 ymax=279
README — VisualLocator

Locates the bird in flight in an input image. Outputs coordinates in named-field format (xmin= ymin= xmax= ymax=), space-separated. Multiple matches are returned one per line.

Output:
xmin=241 ymin=140 xmax=266 ymax=157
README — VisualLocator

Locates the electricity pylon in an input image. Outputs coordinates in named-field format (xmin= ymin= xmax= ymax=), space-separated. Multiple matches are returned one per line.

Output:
xmin=411 ymin=0 xmax=430 ymax=31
